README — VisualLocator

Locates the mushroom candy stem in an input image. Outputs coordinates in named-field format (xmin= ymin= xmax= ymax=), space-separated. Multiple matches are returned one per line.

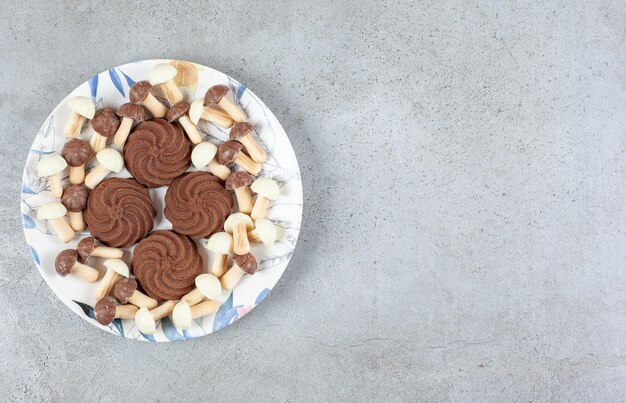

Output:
xmin=37 ymin=154 xmax=68 ymax=199
xmin=64 ymin=97 xmax=95 ymax=138
xmin=149 ymin=63 xmax=183 ymax=103
xmin=166 ymin=101 xmax=203 ymax=144
xmin=114 ymin=278 xmax=158 ymax=309
xmin=224 ymin=213 xmax=254 ymax=255
xmin=225 ymin=172 xmax=255 ymax=215
xmin=220 ymin=253 xmax=258 ymax=291
xmin=203 ymin=232 xmax=234 ymax=278
xmin=191 ymin=142 xmax=231 ymax=181
xmin=84 ymin=148 xmax=124 ymax=189
xmin=189 ymin=98 xmax=233 ymax=129
xmin=77 ymin=237 xmax=124 ymax=263
xmin=55 ymin=249 xmax=99 ymax=282
xmin=129 ymin=81 xmax=167 ymax=118
xmin=172 ymin=300 xmax=219 ymax=330
xmin=250 ymin=177 xmax=280 ymax=220
xmin=204 ymin=85 xmax=246 ymax=122
xmin=114 ymin=117 xmax=133 ymax=146
xmin=37 ymin=202 xmax=75 ymax=243
xmin=93 ymin=259 xmax=130 ymax=301
xmin=181 ymin=274 xmax=222 ymax=305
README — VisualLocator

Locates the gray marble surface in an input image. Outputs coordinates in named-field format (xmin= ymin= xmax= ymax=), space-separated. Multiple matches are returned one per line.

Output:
xmin=1 ymin=1 xmax=625 ymax=401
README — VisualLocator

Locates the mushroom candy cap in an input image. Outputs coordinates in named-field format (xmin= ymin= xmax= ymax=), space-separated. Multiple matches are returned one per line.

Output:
xmin=166 ymin=101 xmax=190 ymax=122
xmin=195 ymin=273 xmax=222 ymax=300
xmin=61 ymin=184 xmax=89 ymax=212
xmin=102 ymin=259 xmax=129 ymax=277
xmin=233 ymin=253 xmax=258 ymax=275
xmin=67 ymin=96 xmax=96 ymax=119
xmin=55 ymin=249 xmax=78 ymax=276
xmin=188 ymin=99 xmax=205 ymax=124
xmin=76 ymin=236 xmax=96 ymax=263
xmin=94 ymin=296 xmax=117 ymax=325
xmin=229 ymin=122 xmax=255 ymax=140
xmin=204 ymin=85 xmax=229 ymax=105
xmin=91 ymin=108 xmax=121 ymax=137
xmin=117 ymin=103 xmax=148 ymax=121
xmin=224 ymin=213 xmax=254 ymax=232
xmin=191 ymin=142 xmax=218 ymax=169
xmin=37 ymin=154 xmax=68 ymax=177
xmin=251 ymin=177 xmax=280 ymax=200
xmin=254 ymin=218 xmax=278 ymax=244
xmin=129 ymin=81 xmax=153 ymax=103
xmin=203 ymin=232 xmax=233 ymax=255
xmin=37 ymin=202 xmax=67 ymax=220
xmin=217 ymin=140 xmax=243 ymax=165
xmin=225 ymin=171 xmax=255 ymax=190
xmin=61 ymin=139 xmax=91 ymax=167
xmin=95 ymin=148 xmax=124 ymax=172
xmin=149 ymin=63 xmax=177 ymax=85
xmin=114 ymin=277 xmax=137 ymax=304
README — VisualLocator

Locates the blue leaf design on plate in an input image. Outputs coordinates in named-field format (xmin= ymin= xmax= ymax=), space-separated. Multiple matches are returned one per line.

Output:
xmin=119 ymin=69 xmax=135 ymax=87
xmin=213 ymin=293 xmax=239 ymax=332
xmin=255 ymin=288 xmax=271 ymax=305
xmin=111 ymin=319 xmax=124 ymax=336
xmin=22 ymin=214 xmax=36 ymax=229
xmin=73 ymin=300 xmax=95 ymax=319
xmin=161 ymin=317 xmax=186 ymax=341
xmin=235 ymin=83 xmax=246 ymax=103
xmin=140 ymin=332 xmax=156 ymax=342
xmin=21 ymin=183 xmax=37 ymax=195
xmin=30 ymin=149 xmax=54 ymax=155
xmin=29 ymin=246 xmax=40 ymax=265
xmin=88 ymin=75 xmax=99 ymax=102
xmin=108 ymin=69 xmax=125 ymax=97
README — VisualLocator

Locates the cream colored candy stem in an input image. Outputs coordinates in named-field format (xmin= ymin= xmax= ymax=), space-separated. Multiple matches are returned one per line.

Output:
xmin=208 ymin=106 xmax=231 ymax=120
xmin=207 ymin=160 xmax=230 ymax=180
xmin=190 ymin=300 xmax=219 ymax=318
xmin=89 ymin=132 xmax=107 ymax=153
xmin=218 ymin=97 xmax=246 ymax=122
xmin=84 ymin=164 xmax=110 ymax=189
xmin=150 ymin=300 xmax=176 ymax=320
xmin=251 ymin=196 xmax=270 ymax=220
xmin=49 ymin=217 xmax=75 ymax=243
xmin=234 ymin=186 xmax=253 ymax=214
xmin=72 ymin=262 xmax=99 ymax=283
xmin=93 ymin=270 xmax=119 ymax=300
xmin=68 ymin=211 xmax=85 ymax=232
xmin=182 ymin=288 xmax=205 ymax=306
xmin=128 ymin=290 xmax=158 ymax=309
xmin=143 ymin=93 xmax=167 ymax=118
xmin=64 ymin=111 xmax=85 ymax=138
xmin=116 ymin=304 xmax=138 ymax=319
xmin=232 ymin=222 xmax=251 ymax=255
xmin=234 ymin=152 xmax=262 ymax=175
xmin=92 ymin=245 xmax=123 ymax=259
xmin=49 ymin=173 xmax=64 ymax=199
xmin=179 ymin=115 xmax=203 ymax=144
xmin=220 ymin=264 xmax=245 ymax=291
xmin=210 ymin=253 xmax=228 ymax=278
xmin=162 ymin=80 xmax=183 ymax=103
xmin=239 ymin=134 xmax=267 ymax=163
xmin=69 ymin=165 xmax=86 ymax=185
xmin=113 ymin=117 xmax=134 ymax=147
xmin=200 ymin=107 xmax=234 ymax=128
xmin=247 ymin=229 xmax=261 ymax=243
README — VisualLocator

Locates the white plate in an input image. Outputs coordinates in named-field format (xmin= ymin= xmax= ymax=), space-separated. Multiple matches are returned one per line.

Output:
xmin=20 ymin=59 xmax=303 ymax=341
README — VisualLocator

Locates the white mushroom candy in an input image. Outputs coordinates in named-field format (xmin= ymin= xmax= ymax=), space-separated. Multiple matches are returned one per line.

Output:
xmin=224 ymin=213 xmax=254 ymax=255
xmin=247 ymin=218 xmax=278 ymax=245
xmin=182 ymin=273 xmax=222 ymax=305
xmin=84 ymin=148 xmax=124 ymax=189
xmin=191 ymin=142 xmax=231 ymax=180
xmin=172 ymin=300 xmax=219 ymax=330
xmin=250 ymin=178 xmax=280 ymax=220
xmin=189 ymin=98 xmax=234 ymax=129
xmin=37 ymin=202 xmax=75 ymax=243
xmin=64 ymin=96 xmax=95 ymax=138
xmin=37 ymin=154 xmax=68 ymax=198
xmin=135 ymin=301 xmax=177 ymax=335
xmin=203 ymin=232 xmax=233 ymax=277
xmin=93 ymin=259 xmax=130 ymax=301
xmin=148 ymin=63 xmax=183 ymax=103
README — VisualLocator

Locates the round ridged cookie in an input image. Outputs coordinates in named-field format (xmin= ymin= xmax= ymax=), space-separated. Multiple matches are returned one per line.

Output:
xmin=123 ymin=118 xmax=192 ymax=187
xmin=165 ymin=171 xmax=233 ymax=239
xmin=84 ymin=178 xmax=156 ymax=248
xmin=132 ymin=230 xmax=203 ymax=301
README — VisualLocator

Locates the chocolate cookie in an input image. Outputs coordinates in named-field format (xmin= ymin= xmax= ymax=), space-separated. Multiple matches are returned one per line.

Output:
xmin=84 ymin=178 xmax=156 ymax=248
xmin=132 ymin=230 xmax=203 ymax=301
xmin=164 ymin=171 xmax=233 ymax=239
xmin=123 ymin=118 xmax=192 ymax=187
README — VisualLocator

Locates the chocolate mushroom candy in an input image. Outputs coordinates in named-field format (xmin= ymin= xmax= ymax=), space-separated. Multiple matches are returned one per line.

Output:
xmin=172 ymin=300 xmax=219 ymax=330
xmin=134 ymin=301 xmax=177 ymax=335
xmin=93 ymin=259 xmax=130 ymax=301
xmin=90 ymin=108 xmax=121 ymax=153
xmin=191 ymin=142 xmax=231 ymax=180
xmin=224 ymin=213 xmax=254 ymax=255
xmin=182 ymin=274 xmax=222 ymax=305
xmin=64 ymin=96 xmax=95 ymax=138
xmin=250 ymin=177 xmax=280 ymax=220
xmin=189 ymin=98 xmax=234 ymax=129
xmin=113 ymin=278 xmax=158 ymax=309
xmin=149 ymin=63 xmax=183 ymax=103
xmin=61 ymin=139 xmax=91 ymax=184
xmin=55 ymin=249 xmax=98 ymax=282
xmin=220 ymin=253 xmax=258 ymax=291
xmin=37 ymin=202 xmax=74 ymax=243
xmin=37 ymin=154 xmax=67 ymax=198
xmin=77 ymin=236 xmax=123 ymax=263
xmin=203 ymin=232 xmax=233 ymax=277
xmin=61 ymin=184 xmax=88 ymax=231
xmin=247 ymin=218 xmax=277 ymax=245
xmin=94 ymin=296 xmax=138 ymax=326
xmin=84 ymin=148 xmax=124 ymax=189
xmin=114 ymin=103 xmax=148 ymax=146
xmin=229 ymin=122 xmax=267 ymax=163
xmin=204 ymin=85 xmax=246 ymax=122
xmin=217 ymin=140 xmax=261 ymax=175
xmin=129 ymin=81 xmax=167 ymax=118
xmin=225 ymin=171 xmax=255 ymax=214
xmin=166 ymin=101 xmax=203 ymax=144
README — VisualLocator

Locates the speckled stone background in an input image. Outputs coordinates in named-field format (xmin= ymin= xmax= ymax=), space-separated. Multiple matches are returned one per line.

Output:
xmin=1 ymin=1 xmax=625 ymax=401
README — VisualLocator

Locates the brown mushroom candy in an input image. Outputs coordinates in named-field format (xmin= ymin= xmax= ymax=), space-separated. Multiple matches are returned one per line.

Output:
xmin=166 ymin=101 xmax=203 ymax=144
xmin=204 ymin=85 xmax=246 ymax=122
xmin=225 ymin=171 xmax=255 ymax=214
xmin=114 ymin=103 xmax=149 ymax=146
xmin=55 ymin=249 xmax=99 ymax=283
xmin=60 ymin=184 xmax=88 ymax=231
xmin=217 ymin=140 xmax=261 ymax=175
xmin=229 ymin=122 xmax=266 ymax=163
xmin=114 ymin=278 xmax=158 ymax=309
xmin=220 ymin=253 xmax=258 ymax=291
xmin=129 ymin=81 xmax=167 ymax=118
xmin=90 ymin=108 xmax=121 ymax=153
xmin=61 ymin=139 xmax=91 ymax=184
xmin=94 ymin=296 xmax=138 ymax=325
xmin=76 ymin=236 xmax=123 ymax=263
